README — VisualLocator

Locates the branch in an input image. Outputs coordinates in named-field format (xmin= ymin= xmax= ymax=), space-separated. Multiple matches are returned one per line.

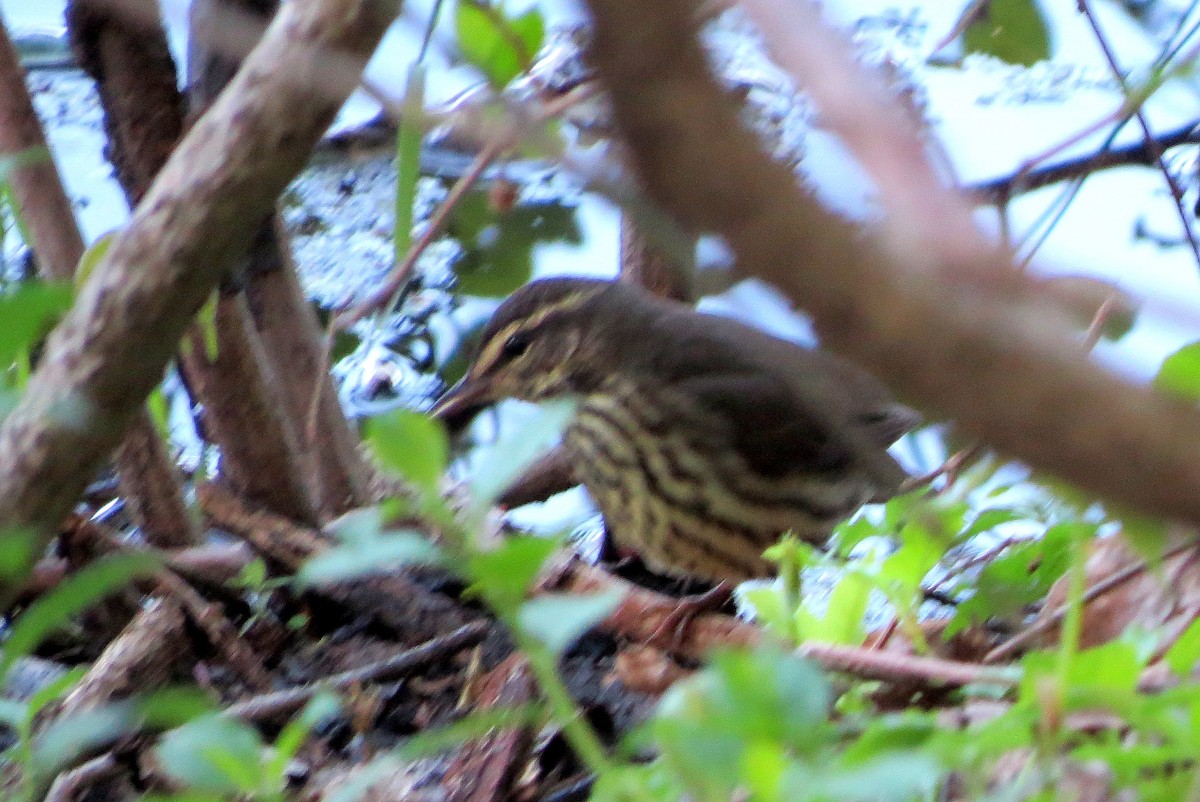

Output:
xmin=581 ymin=0 xmax=1200 ymax=532
xmin=964 ymin=120 xmax=1200 ymax=204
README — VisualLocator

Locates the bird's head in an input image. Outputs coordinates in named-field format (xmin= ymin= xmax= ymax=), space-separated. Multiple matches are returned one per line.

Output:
xmin=432 ymin=277 xmax=622 ymax=431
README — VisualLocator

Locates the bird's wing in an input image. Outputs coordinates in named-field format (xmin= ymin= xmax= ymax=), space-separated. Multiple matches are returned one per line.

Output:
xmin=647 ymin=314 xmax=910 ymax=494
xmin=667 ymin=371 xmax=856 ymax=478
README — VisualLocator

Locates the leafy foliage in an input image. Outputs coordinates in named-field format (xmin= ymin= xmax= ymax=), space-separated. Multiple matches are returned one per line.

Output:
xmin=455 ymin=1 xmax=546 ymax=89
xmin=960 ymin=0 xmax=1052 ymax=67
xmin=447 ymin=191 xmax=582 ymax=298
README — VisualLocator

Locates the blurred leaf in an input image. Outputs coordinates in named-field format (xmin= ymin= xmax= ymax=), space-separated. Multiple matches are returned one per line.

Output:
xmin=267 ymin=691 xmax=341 ymax=781
xmin=195 ymin=292 xmax=219 ymax=361
xmin=449 ymin=192 xmax=581 ymax=298
xmin=1157 ymin=341 xmax=1200 ymax=403
xmin=518 ymin=589 xmax=623 ymax=654
xmin=1118 ymin=513 xmax=1169 ymax=565
xmin=780 ymin=751 xmax=941 ymax=802
xmin=366 ymin=409 xmax=448 ymax=493
xmin=138 ymin=686 xmax=218 ymax=729
xmin=0 ymin=526 xmax=38 ymax=581
xmin=0 ymin=552 xmax=159 ymax=681
xmin=469 ymin=398 xmax=576 ymax=509
xmin=948 ymin=523 xmax=1076 ymax=636
xmin=0 ymin=280 xmax=72 ymax=364
xmin=299 ymin=525 xmax=443 ymax=586
xmin=32 ymin=701 xmax=143 ymax=780
xmin=74 ymin=231 xmax=115 ymax=288
xmin=0 ymin=145 xmax=49 ymax=181
xmin=156 ymin=714 xmax=265 ymax=794
xmin=805 ymin=571 xmax=871 ymax=646
xmin=1166 ymin=618 xmax=1200 ymax=678
xmin=455 ymin=2 xmax=544 ymax=88
xmin=1022 ymin=641 xmax=1141 ymax=706
xmin=962 ymin=0 xmax=1051 ymax=67
xmin=395 ymin=63 xmax=426 ymax=260
xmin=469 ymin=534 xmax=560 ymax=604
xmin=147 ymin=386 xmax=171 ymax=439
xmin=743 ymin=586 xmax=792 ymax=638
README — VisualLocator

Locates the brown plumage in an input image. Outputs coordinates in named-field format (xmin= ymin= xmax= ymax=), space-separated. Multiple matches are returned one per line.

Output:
xmin=434 ymin=277 xmax=918 ymax=581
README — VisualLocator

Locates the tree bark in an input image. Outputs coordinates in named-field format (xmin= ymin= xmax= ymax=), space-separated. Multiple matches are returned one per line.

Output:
xmin=190 ymin=0 xmax=370 ymax=520
xmin=0 ymin=0 xmax=398 ymax=598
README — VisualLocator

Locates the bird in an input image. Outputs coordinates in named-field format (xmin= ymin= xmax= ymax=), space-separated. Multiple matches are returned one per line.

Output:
xmin=433 ymin=276 xmax=919 ymax=583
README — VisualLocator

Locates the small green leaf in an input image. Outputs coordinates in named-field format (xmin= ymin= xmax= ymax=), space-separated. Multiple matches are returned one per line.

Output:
xmin=807 ymin=572 xmax=871 ymax=646
xmin=1157 ymin=342 xmax=1200 ymax=403
xmin=962 ymin=0 xmax=1052 ymax=67
xmin=366 ymin=409 xmax=448 ymax=493
xmin=1166 ymin=618 xmax=1200 ymax=677
xmin=138 ymin=686 xmax=218 ymax=729
xmin=394 ymin=63 xmax=426 ymax=260
xmin=469 ymin=534 xmax=560 ymax=603
xmin=455 ymin=2 xmax=544 ymax=88
xmin=32 ymin=701 xmax=144 ymax=780
xmin=0 ymin=526 xmax=38 ymax=581
xmin=75 ymin=232 xmax=115 ymax=288
xmin=267 ymin=691 xmax=341 ymax=781
xmin=155 ymin=714 xmax=265 ymax=794
xmin=195 ymin=292 xmax=219 ymax=361
xmin=448 ymin=193 xmax=581 ymax=298
xmin=518 ymin=589 xmax=623 ymax=654
xmin=0 ymin=552 xmax=159 ymax=681
xmin=0 ymin=280 xmax=73 ymax=364
xmin=298 ymin=527 xmax=443 ymax=586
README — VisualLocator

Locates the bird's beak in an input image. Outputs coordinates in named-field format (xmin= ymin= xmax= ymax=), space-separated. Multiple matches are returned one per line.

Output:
xmin=431 ymin=375 xmax=495 ymax=434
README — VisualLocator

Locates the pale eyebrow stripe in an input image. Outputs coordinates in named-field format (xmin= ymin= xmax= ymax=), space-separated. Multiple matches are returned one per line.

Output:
xmin=470 ymin=288 xmax=602 ymax=377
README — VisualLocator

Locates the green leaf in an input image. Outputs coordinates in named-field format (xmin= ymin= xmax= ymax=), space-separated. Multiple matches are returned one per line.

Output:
xmin=138 ymin=686 xmax=218 ymax=729
xmin=469 ymin=398 xmax=576 ymax=509
xmin=448 ymin=192 xmax=581 ymax=298
xmin=394 ymin=63 xmax=426 ymax=260
xmin=0 ymin=526 xmax=39 ymax=581
xmin=962 ymin=0 xmax=1052 ymax=67
xmin=1158 ymin=342 xmax=1200 ymax=403
xmin=155 ymin=714 xmax=265 ymax=794
xmin=0 ymin=552 xmax=159 ymax=681
xmin=32 ymin=701 xmax=144 ymax=780
xmin=298 ymin=527 xmax=443 ymax=586
xmin=469 ymin=534 xmax=560 ymax=604
xmin=806 ymin=571 xmax=871 ymax=646
xmin=518 ymin=589 xmax=623 ymax=654
xmin=455 ymin=2 xmax=544 ymax=88
xmin=0 ymin=280 xmax=73 ymax=364
xmin=266 ymin=691 xmax=341 ymax=782
xmin=74 ymin=231 xmax=115 ymax=288
xmin=366 ymin=409 xmax=448 ymax=493
xmin=1166 ymin=618 xmax=1200 ymax=677
xmin=188 ymin=291 xmax=220 ymax=361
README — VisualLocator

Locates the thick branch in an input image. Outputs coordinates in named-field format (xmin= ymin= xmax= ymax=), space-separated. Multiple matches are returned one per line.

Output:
xmin=0 ymin=0 xmax=397 ymax=587
xmin=582 ymin=0 xmax=1200 ymax=528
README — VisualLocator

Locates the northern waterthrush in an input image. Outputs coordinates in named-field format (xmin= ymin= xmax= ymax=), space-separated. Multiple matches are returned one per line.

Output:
xmin=434 ymin=277 xmax=918 ymax=582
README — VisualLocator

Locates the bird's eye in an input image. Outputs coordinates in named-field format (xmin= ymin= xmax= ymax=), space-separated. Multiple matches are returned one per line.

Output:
xmin=501 ymin=333 xmax=531 ymax=360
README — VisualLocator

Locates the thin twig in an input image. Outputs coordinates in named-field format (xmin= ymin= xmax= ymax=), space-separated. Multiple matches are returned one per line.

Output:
xmin=801 ymin=642 xmax=1017 ymax=688
xmin=223 ymin=621 xmax=490 ymax=722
